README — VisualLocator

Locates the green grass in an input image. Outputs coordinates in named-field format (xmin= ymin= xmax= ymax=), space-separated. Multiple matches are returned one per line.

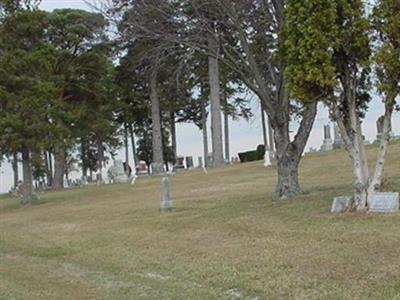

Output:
xmin=1 ymin=142 xmax=400 ymax=300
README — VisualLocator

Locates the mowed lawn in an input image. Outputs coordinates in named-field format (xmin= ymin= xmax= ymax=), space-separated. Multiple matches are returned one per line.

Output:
xmin=1 ymin=142 xmax=400 ymax=300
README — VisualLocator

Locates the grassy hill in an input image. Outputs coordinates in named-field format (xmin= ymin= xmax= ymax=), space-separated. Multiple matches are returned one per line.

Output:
xmin=1 ymin=142 xmax=400 ymax=300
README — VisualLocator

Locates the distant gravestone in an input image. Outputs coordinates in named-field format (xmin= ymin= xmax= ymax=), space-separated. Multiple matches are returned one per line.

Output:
xmin=137 ymin=161 xmax=148 ymax=175
xmin=175 ymin=157 xmax=185 ymax=169
xmin=331 ymin=196 xmax=352 ymax=213
xmin=160 ymin=177 xmax=174 ymax=212
xmin=263 ymin=150 xmax=271 ymax=167
xmin=198 ymin=157 xmax=203 ymax=168
xmin=107 ymin=160 xmax=129 ymax=183
xmin=321 ymin=124 xmax=333 ymax=151
xmin=186 ymin=156 xmax=194 ymax=169
xmin=369 ymin=192 xmax=399 ymax=213
xmin=333 ymin=124 xmax=344 ymax=149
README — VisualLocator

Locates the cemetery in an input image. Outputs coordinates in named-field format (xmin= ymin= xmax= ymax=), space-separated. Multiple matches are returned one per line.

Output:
xmin=1 ymin=141 xmax=400 ymax=299
xmin=1 ymin=0 xmax=400 ymax=299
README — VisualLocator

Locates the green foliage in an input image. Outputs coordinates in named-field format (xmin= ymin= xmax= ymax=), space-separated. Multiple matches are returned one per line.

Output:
xmin=283 ymin=0 xmax=371 ymax=102
xmin=373 ymin=0 xmax=400 ymax=101
xmin=0 ymin=9 xmax=58 ymax=153
xmin=238 ymin=150 xmax=258 ymax=163
xmin=256 ymin=144 xmax=266 ymax=160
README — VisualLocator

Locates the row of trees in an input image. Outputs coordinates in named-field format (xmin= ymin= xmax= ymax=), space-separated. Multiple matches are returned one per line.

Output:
xmin=0 ymin=0 xmax=252 ymax=205
xmin=284 ymin=0 xmax=400 ymax=210
xmin=1 ymin=0 xmax=398 ymax=212
xmin=106 ymin=0 xmax=399 ymax=211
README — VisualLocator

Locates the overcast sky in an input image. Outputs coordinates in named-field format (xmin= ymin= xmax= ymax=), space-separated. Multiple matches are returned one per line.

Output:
xmin=0 ymin=0 xmax=399 ymax=193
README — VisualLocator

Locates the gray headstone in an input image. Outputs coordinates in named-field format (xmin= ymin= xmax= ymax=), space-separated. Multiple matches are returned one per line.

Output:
xmin=324 ymin=125 xmax=331 ymax=140
xmin=333 ymin=124 xmax=344 ymax=149
xmin=175 ymin=157 xmax=185 ymax=169
xmin=160 ymin=177 xmax=174 ymax=212
xmin=369 ymin=192 xmax=399 ymax=213
xmin=107 ymin=160 xmax=130 ymax=183
xmin=321 ymin=125 xmax=333 ymax=151
xmin=331 ymin=196 xmax=352 ymax=213
xmin=198 ymin=157 xmax=203 ymax=168
xmin=185 ymin=156 xmax=194 ymax=169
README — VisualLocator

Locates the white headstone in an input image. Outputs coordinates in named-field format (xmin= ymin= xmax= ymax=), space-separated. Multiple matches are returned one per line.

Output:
xmin=263 ymin=150 xmax=271 ymax=167
xmin=107 ymin=160 xmax=129 ymax=183
xmin=369 ymin=192 xmax=399 ymax=213
xmin=331 ymin=196 xmax=352 ymax=213
xmin=160 ymin=177 xmax=174 ymax=212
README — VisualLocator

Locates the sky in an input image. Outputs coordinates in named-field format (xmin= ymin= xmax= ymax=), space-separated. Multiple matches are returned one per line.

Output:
xmin=0 ymin=0 xmax=399 ymax=193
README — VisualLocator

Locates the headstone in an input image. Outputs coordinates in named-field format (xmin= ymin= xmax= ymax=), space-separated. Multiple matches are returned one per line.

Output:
xmin=175 ymin=157 xmax=185 ymax=169
xmin=185 ymin=156 xmax=194 ymax=169
xmin=198 ymin=157 xmax=203 ymax=168
xmin=137 ymin=161 xmax=148 ymax=175
xmin=263 ymin=149 xmax=271 ymax=167
xmin=369 ymin=192 xmax=399 ymax=213
xmin=107 ymin=160 xmax=129 ymax=183
xmin=160 ymin=177 xmax=174 ymax=212
xmin=321 ymin=124 xmax=333 ymax=151
xmin=331 ymin=196 xmax=352 ymax=213
xmin=333 ymin=124 xmax=344 ymax=149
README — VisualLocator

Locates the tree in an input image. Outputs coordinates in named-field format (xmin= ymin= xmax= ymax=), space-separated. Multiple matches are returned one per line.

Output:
xmin=0 ymin=8 xmax=58 ymax=204
xmin=284 ymin=0 xmax=399 ymax=211
xmin=109 ymin=0 xmax=318 ymax=199
xmin=46 ymin=8 xmax=109 ymax=189
xmin=369 ymin=0 xmax=400 ymax=202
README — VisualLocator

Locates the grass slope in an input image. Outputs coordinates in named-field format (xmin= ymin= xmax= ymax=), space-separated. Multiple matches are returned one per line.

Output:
xmin=1 ymin=142 xmax=400 ymax=300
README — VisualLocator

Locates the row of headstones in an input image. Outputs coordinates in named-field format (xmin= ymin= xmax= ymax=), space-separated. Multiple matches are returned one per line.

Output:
xmin=175 ymin=156 xmax=195 ymax=169
xmin=332 ymin=193 xmax=400 ymax=213
xmin=322 ymin=119 xmax=399 ymax=152
xmin=162 ymin=185 xmax=400 ymax=214
xmin=321 ymin=124 xmax=344 ymax=152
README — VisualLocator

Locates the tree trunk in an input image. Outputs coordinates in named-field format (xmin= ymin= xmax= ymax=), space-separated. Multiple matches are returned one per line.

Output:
xmin=150 ymin=70 xmax=164 ymax=175
xmin=273 ymin=124 xmax=301 ymax=199
xmin=222 ymin=92 xmax=230 ymax=163
xmin=200 ymin=90 xmax=209 ymax=168
xmin=208 ymin=36 xmax=224 ymax=167
xmin=44 ymin=151 xmax=51 ymax=187
xmin=261 ymin=104 xmax=268 ymax=148
xmin=52 ymin=148 xmax=65 ymax=190
xmin=268 ymin=118 xmax=275 ymax=154
xmin=170 ymin=111 xmax=177 ymax=165
xmin=272 ymin=101 xmax=317 ymax=199
xmin=224 ymin=110 xmax=230 ymax=163
xmin=275 ymin=151 xmax=301 ymax=199
xmin=81 ymin=141 xmax=88 ymax=179
xmin=350 ymin=141 xmax=369 ymax=211
xmin=12 ymin=151 xmax=19 ymax=188
xmin=367 ymin=99 xmax=395 ymax=205
xmin=97 ymin=139 xmax=104 ymax=184
xmin=332 ymin=77 xmax=370 ymax=211
xmin=124 ymin=123 xmax=130 ymax=174
xmin=129 ymin=123 xmax=138 ymax=173
xmin=48 ymin=151 xmax=53 ymax=186
xmin=21 ymin=147 xmax=33 ymax=205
